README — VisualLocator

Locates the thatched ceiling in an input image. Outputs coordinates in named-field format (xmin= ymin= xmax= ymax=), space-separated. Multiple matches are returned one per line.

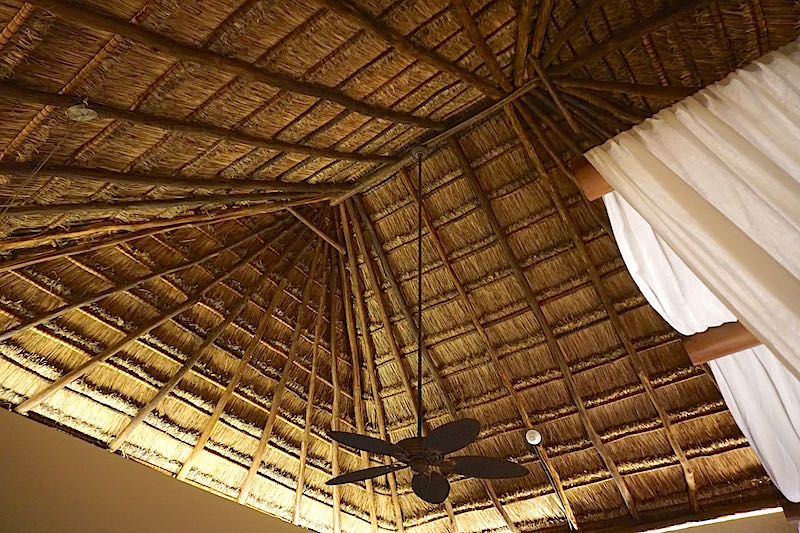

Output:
xmin=0 ymin=0 xmax=796 ymax=531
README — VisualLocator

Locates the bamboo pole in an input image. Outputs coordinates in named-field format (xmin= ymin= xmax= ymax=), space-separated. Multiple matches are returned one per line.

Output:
xmin=14 ymin=224 xmax=293 ymax=414
xmin=237 ymin=240 xmax=324 ymax=504
xmin=25 ymin=0 xmax=442 ymax=130
xmin=0 ymin=82 xmax=390 ymax=163
xmin=293 ymin=245 xmax=329 ymax=525
xmin=175 ymin=237 xmax=315 ymax=481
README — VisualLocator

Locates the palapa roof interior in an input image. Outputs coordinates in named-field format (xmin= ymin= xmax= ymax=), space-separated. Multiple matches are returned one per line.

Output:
xmin=0 ymin=0 xmax=796 ymax=531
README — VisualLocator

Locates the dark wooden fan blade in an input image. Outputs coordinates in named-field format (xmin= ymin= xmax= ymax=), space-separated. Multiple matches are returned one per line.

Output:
xmin=326 ymin=464 xmax=405 ymax=486
xmin=423 ymin=418 xmax=481 ymax=454
xmin=411 ymin=471 xmax=450 ymax=504
xmin=450 ymin=456 xmax=529 ymax=479
xmin=328 ymin=431 xmax=405 ymax=458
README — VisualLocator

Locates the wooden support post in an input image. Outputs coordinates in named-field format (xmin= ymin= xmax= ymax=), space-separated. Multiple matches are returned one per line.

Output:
xmin=15 ymin=225 xmax=300 ymax=415
xmin=288 ymin=207 xmax=346 ymax=254
xmin=571 ymin=157 xmax=614 ymax=201
xmin=781 ymin=496 xmax=800 ymax=524
xmin=450 ymin=136 xmax=640 ymax=520
xmin=293 ymin=245 xmax=329 ymax=525
xmin=25 ymin=0 xmax=442 ymax=130
xmin=175 ymin=237 xmax=313 ymax=481
xmin=237 ymin=241 xmax=324 ymax=504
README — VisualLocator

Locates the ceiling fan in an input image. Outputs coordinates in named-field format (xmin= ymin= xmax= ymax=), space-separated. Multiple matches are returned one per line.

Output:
xmin=326 ymin=147 xmax=529 ymax=504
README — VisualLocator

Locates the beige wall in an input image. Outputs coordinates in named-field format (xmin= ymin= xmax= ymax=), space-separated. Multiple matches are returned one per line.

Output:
xmin=0 ymin=409 xmax=308 ymax=533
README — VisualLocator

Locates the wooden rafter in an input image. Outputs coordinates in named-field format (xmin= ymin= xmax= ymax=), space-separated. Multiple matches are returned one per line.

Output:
xmin=557 ymin=86 xmax=644 ymax=124
xmin=339 ymin=236 xmax=405 ymax=533
xmin=316 ymin=0 xmax=503 ymax=99
xmin=14 ymin=222 xmax=300 ymax=415
xmin=25 ymin=0 xmax=442 ymax=130
xmin=531 ymin=0 xmax=556 ymax=60
xmin=342 ymin=200 xmax=420 ymax=422
xmin=351 ymin=192 xmax=523 ymax=532
xmin=0 ymin=219 xmax=297 ymax=344
xmin=0 ymin=194 xmax=321 ymax=218
xmin=338 ymin=239 xmax=379 ymax=533
xmin=329 ymin=253 xmax=343 ymax=533
xmin=449 ymin=136 xmax=640 ymax=520
xmin=396 ymin=168 xmax=578 ymax=530
xmin=551 ymin=77 xmax=699 ymax=99
xmin=237 ymin=240 xmax=324 ymax=504
xmin=107 ymin=237 xmax=316 ymax=452
xmin=529 ymin=59 xmax=580 ymax=133
xmin=293 ymin=244 xmax=329 ymax=525
xmin=515 ymin=106 xmax=700 ymax=510
xmin=543 ymin=0 xmax=609 ymax=67
xmin=0 ymin=161 xmax=352 ymax=195
xmin=0 ymin=82 xmax=390 ymax=163
xmin=175 ymin=236 xmax=313 ymax=481
xmin=338 ymin=203 xmax=459 ymax=532
xmin=288 ymin=208 xmax=346 ymax=254
xmin=513 ymin=0 xmax=537 ymax=87
xmin=551 ymin=0 xmax=711 ymax=76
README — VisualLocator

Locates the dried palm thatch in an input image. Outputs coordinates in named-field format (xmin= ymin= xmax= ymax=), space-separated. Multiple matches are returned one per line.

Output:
xmin=0 ymin=0 xmax=796 ymax=531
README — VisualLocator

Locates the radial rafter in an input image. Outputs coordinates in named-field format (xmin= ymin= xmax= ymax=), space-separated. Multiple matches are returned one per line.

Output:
xmin=25 ymin=0 xmax=443 ymax=130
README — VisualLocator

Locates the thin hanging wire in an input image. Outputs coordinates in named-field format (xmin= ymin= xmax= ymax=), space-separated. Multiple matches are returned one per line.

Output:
xmin=416 ymin=151 xmax=423 ymax=439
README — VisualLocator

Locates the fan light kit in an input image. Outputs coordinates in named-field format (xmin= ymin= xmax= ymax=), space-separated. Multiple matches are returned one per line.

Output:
xmin=326 ymin=147 xmax=529 ymax=503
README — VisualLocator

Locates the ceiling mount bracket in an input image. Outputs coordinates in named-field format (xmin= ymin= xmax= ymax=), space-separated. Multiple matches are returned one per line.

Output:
xmin=410 ymin=145 xmax=428 ymax=162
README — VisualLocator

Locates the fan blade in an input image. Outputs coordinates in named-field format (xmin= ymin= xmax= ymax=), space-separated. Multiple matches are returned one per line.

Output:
xmin=423 ymin=418 xmax=481 ymax=454
xmin=328 ymin=431 xmax=405 ymax=458
xmin=450 ymin=456 xmax=529 ymax=479
xmin=326 ymin=464 xmax=405 ymax=486
xmin=411 ymin=471 xmax=450 ymax=504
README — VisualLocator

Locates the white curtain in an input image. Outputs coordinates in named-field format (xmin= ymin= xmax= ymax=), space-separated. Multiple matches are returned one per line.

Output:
xmin=586 ymin=38 xmax=800 ymax=381
xmin=603 ymin=192 xmax=800 ymax=502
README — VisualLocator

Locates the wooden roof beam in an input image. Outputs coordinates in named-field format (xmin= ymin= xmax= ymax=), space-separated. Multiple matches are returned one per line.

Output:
xmin=551 ymin=0 xmax=712 ymax=76
xmin=293 ymin=245 xmax=329 ymax=525
xmin=288 ymin=207 xmax=345 ymax=254
xmin=25 ymin=0 xmax=442 ymax=130
xmin=339 ymin=202 xmax=458 ymax=533
xmin=175 ymin=236 xmax=314 ymax=481
xmin=237 ymin=240 xmax=324 ymax=504
xmin=0 ymin=81 xmax=390 ymax=163
xmin=513 ymin=0 xmax=537 ymax=87
xmin=0 ymin=218 xmax=297 ymax=344
xmin=0 ymin=194 xmax=320 ymax=218
xmin=14 ymin=222 xmax=302 ymax=415
xmin=542 ymin=0 xmax=610 ymax=67
xmin=552 ymin=77 xmax=699 ymax=99
xmin=328 ymin=253 xmax=343 ymax=533
xmin=514 ymin=103 xmax=700 ymax=511
xmin=396 ymin=167 xmax=578 ymax=530
xmin=339 ymin=247 xmax=405 ymax=533
xmin=530 ymin=0 xmax=556 ymax=60
xmin=0 ymin=161 xmax=352 ymax=195
xmin=316 ymin=0 xmax=503 ymax=99
xmin=529 ymin=59 xmax=580 ymax=133
xmin=449 ymin=136 xmax=640 ymax=521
